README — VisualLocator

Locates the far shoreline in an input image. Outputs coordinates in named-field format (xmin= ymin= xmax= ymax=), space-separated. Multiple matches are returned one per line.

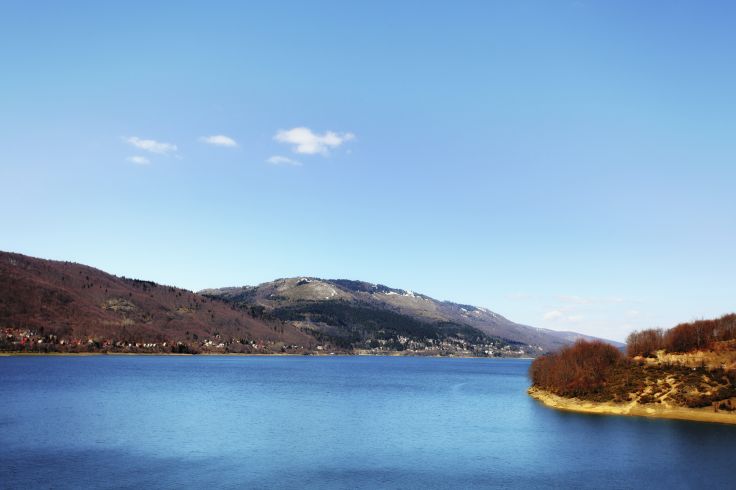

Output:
xmin=528 ymin=386 xmax=736 ymax=426
xmin=0 ymin=351 xmax=535 ymax=360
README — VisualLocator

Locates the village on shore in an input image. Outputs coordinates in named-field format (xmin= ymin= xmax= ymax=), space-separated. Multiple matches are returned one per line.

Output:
xmin=1 ymin=327 xmax=530 ymax=357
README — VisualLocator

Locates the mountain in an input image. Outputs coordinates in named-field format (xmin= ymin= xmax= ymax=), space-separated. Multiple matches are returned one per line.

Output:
xmin=201 ymin=277 xmax=621 ymax=354
xmin=0 ymin=251 xmax=619 ymax=356
xmin=0 ymin=251 xmax=313 ymax=353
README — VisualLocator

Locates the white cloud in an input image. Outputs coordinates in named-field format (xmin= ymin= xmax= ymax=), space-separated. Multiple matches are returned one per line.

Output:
xmin=127 ymin=155 xmax=150 ymax=165
xmin=267 ymin=155 xmax=302 ymax=166
xmin=124 ymin=136 xmax=177 ymax=155
xmin=544 ymin=309 xmax=584 ymax=324
xmin=200 ymin=135 xmax=238 ymax=147
xmin=558 ymin=295 xmax=626 ymax=305
xmin=544 ymin=310 xmax=564 ymax=321
xmin=274 ymin=127 xmax=355 ymax=155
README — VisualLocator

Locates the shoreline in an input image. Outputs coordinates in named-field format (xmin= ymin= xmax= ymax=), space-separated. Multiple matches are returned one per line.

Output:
xmin=528 ymin=386 xmax=736 ymax=425
xmin=0 ymin=351 xmax=533 ymax=359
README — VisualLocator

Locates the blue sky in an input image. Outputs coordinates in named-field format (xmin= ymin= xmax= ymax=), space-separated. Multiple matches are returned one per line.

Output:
xmin=1 ymin=1 xmax=734 ymax=341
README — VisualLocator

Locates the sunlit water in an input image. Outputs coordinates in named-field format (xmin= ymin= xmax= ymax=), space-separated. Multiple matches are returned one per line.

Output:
xmin=1 ymin=356 xmax=733 ymax=489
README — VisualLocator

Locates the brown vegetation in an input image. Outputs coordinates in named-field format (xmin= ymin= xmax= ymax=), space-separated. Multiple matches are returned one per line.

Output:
xmin=627 ymin=314 xmax=736 ymax=356
xmin=626 ymin=328 xmax=664 ymax=357
xmin=0 ymin=251 xmax=314 ymax=353
xmin=529 ymin=340 xmax=625 ymax=397
xmin=531 ymin=315 xmax=736 ymax=414
xmin=531 ymin=339 xmax=736 ymax=407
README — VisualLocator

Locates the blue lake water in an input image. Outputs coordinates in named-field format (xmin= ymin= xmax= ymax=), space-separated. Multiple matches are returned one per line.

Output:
xmin=1 ymin=356 xmax=733 ymax=489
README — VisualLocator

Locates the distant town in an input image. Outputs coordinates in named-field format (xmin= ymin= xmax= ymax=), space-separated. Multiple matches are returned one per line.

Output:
xmin=1 ymin=326 xmax=530 ymax=357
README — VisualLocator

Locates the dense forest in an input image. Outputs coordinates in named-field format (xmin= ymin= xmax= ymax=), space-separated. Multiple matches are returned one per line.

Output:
xmin=270 ymin=300 xmax=511 ymax=350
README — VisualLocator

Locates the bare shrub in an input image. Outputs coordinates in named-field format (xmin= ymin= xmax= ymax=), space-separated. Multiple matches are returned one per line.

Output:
xmin=530 ymin=340 xmax=624 ymax=397
xmin=626 ymin=329 xmax=664 ymax=357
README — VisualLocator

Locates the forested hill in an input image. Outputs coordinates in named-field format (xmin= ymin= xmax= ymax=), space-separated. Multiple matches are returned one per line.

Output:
xmin=201 ymin=277 xmax=622 ymax=355
xmin=1 ymin=251 xmax=620 ymax=356
xmin=0 ymin=251 xmax=313 ymax=354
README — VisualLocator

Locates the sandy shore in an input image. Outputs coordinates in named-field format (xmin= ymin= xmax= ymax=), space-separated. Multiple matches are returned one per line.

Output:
xmin=528 ymin=386 xmax=736 ymax=425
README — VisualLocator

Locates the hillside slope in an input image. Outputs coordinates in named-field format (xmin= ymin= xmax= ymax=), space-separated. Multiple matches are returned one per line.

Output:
xmin=201 ymin=277 xmax=620 ymax=353
xmin=1 ymin=251 xmax=618 ymax=357
xmin=0 ymin=251 xmax=313 ymax=353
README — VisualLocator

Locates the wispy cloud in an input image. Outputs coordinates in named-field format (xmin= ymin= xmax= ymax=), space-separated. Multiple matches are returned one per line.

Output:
xmin=124 ymin=137 xmax=177 ymax=155
xmin=267 ymin=155 xmax=302 ymax=166
xmin=274 ymin=127 xmax=355 ymax=155
xmin=558 ymin=295 xmax=625 ymax=305
xmin=544 ymin=310 xmax=564 ymax=321
xmin=127 ymin=155 xmax=150 ymax=165
xmin=557 ymin=295 xmax=591 ymax=305
xmin=543 ymin=309 xmax=584 ymax=324
xmin=200 ymin=135 xmax=238 ymax=147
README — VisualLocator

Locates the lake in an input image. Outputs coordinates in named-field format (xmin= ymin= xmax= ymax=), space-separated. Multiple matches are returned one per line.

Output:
xmin=1 ymin=356 xmax=733 ymax=489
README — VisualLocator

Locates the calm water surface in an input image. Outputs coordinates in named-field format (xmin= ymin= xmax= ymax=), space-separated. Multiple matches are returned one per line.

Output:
xmin=1 ymin=356 xmax=733 ymax=489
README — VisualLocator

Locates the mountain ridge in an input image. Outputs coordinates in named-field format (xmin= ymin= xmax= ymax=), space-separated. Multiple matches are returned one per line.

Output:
xmin=0 ymin=250 xmax=621 ymax=355
xmin=201 ymin=277 xmax=623 ymax=353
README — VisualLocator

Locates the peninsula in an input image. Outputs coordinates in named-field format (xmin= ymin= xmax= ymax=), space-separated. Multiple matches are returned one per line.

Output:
xmin=529 ymin=315 xmax=736 ymax=424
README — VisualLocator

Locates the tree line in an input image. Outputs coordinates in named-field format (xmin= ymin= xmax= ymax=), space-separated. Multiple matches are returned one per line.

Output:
xmin=626 ymin=313 xmax=736 ymax=357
